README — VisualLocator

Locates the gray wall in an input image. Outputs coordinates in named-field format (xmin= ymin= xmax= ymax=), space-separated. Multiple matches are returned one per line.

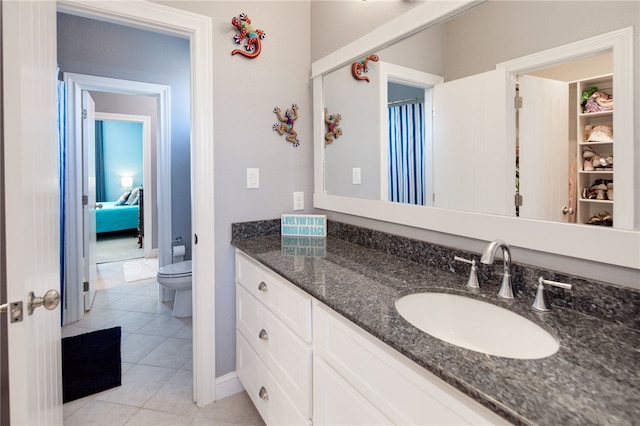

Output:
xmin=445 ymin=1 xmax=640 ymax=81
xmin=310 ymin=1 xmax=425 ymax=62
xmin=323 ymin=66 xmax=381 ymax=200
xmin=57 ymin=13 xmax=192 ymax=259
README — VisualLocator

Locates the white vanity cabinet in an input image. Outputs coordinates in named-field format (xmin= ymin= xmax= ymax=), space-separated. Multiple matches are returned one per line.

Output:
xmin=235 ymin=252 xmax=312 ymax=425
xmin=235 ymin=250 xmax=509 ymax=425
xmin=312 ymin=302 xmax=510 ymax=426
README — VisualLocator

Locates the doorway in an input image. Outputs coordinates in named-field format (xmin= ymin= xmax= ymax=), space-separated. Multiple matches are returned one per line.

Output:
xmin=94 ymin=111 xmax=155 ymax=264
xmin=379 ymin=62 xmax=443 ymax=206
xmin=516 ymin=52 xmax=612 ymax=223
xmin=499 ymin=27 xmax=633 ymax=230
xmin=63 ymin=74 xmax=171 ymax=326
xmin=57 ymin=0 xmax=217 ymax=407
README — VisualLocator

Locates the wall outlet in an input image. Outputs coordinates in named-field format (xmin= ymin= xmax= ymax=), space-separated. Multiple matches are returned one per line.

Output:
xmin=247 ymin=168 xmax=259 ymax=189
xmin=352 ymin=167 xmax=362 ymax=185
xmin=293 ymin=191 xmax=304 ymax=211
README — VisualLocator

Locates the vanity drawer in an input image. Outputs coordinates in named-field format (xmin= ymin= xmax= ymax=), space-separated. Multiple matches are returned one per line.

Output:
xmin=313 ymin=357 xmax=391 ymax=426
xmin=236 ymin=284 xmax=312 ymax=417
xmin=313 ymin=301 xmax=510 ymax=425
xmin=236 ymin=331 xmax=310 ymax=426
xmin=235 ymin=252 xmax=312 ymax=342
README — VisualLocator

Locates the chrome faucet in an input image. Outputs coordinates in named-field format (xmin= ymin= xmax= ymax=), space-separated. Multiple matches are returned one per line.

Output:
xmin=480 ymin=240 xmax=514 ymax=299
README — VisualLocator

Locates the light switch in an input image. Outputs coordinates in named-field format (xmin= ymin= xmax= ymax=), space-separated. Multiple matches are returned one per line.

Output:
xmin=247 ymin=168 xmax=259 ymax=189
xmin=352 ymin=167 xmax=362 ymax=185
xmin=293 ymin=192 xmax=304 ymax=211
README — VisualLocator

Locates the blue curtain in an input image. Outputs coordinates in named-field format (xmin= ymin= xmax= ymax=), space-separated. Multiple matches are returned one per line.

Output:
xmin=95 ymin=121 xmax=106 ymax=202
xmin=388 ymin=103 xmax=426 ymax=205
xmin=57 ymin=73 xmax=66 ymax=323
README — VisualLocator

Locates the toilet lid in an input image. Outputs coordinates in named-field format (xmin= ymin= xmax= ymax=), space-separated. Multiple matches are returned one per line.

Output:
xmin=158 ymin=260 xmax=192 ymax=278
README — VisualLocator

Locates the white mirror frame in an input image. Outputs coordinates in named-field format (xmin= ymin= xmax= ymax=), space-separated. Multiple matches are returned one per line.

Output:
xmin=312 ymin=0 xmax=639 ymax=269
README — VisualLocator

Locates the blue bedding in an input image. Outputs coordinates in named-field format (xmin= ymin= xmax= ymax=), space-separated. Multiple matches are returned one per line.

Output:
xmin=96 ymin=201 xmax=139 ymax=233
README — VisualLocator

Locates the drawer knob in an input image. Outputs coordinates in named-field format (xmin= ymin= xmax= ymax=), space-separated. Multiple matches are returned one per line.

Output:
xmin=258 ymin=281 xmax=268 ymax=292
xmin=258 ymin=329 xmax=269 ymax=341
xmin=259 ymin=386 xmax=269 ymax=401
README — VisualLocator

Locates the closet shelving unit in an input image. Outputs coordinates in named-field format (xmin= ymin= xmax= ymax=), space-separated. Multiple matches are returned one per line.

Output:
xmin=574 ymin=73 xmax=614 ymax=226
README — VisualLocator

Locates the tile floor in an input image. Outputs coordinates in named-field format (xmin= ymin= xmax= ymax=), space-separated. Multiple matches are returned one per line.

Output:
xmin=62 ymin=260 xmax=264 ymax=426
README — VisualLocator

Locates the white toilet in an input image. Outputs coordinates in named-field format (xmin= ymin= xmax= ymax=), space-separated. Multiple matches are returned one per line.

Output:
xmin=157 ymin=260 xmax=192 ymax=317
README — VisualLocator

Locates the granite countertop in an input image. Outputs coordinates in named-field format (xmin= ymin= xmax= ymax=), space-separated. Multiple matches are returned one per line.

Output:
xmin=232 ymin=234 xmax=640 ymax=426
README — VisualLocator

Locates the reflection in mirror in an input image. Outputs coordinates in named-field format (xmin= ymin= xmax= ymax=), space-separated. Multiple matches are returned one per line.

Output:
xmin=323 ymin=63 xmax=381 ymax=201
xmin=323 ymin=60 xmax=443 ymax=205
xmin=387 ymin=81 xmax=428 ymax=206
xmin=517 ymin=52 xmax=613 ymax=225
xmin=321 ymin=0 xmax=635 ymax=229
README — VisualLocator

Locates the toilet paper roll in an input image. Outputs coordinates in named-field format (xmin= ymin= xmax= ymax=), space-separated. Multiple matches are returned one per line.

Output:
xmin=173 ymin=245 xmax=186 ymax=257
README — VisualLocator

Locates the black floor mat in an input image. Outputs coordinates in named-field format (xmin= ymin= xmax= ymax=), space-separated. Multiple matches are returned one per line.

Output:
xmin=62 ymin=326 xmax=121 ymax=403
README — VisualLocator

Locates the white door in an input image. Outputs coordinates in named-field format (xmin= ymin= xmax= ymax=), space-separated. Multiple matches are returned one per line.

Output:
xmin=518 ymin=75 xmax=569 ymax=222
xmin=1 ymin=0 xmax=63 ymax=424
xmin=432 ymin=68 xmax=513 ymax=216
xmin=83 ymin=92 xmax=98 ymax=310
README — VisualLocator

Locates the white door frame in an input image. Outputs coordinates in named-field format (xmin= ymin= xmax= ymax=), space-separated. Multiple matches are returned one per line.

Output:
xmin=58 ymin=0 xmax=217 ymax=406
xmin=95 ymin=112 xmax=156 ymax=259
xmin=64 ymin=74 xmax=171 ymax=324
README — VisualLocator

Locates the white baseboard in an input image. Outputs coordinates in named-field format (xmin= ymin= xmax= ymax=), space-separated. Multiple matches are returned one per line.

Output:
xmin=215 ymin=371 xmax=244 ymax=400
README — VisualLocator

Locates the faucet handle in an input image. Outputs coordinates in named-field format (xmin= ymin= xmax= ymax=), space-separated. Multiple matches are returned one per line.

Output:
xmin=454 ymin=256 xmax=480 ymax=289
xmin=532 ymin=277 xmax=572 ymax=312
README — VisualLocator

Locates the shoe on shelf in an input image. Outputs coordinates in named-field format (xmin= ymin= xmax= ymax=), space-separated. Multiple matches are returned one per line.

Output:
xmin=586 ymin=211 xmax=613 ymax=226
xmin=583 ymin=159 xmax=594 ymax=171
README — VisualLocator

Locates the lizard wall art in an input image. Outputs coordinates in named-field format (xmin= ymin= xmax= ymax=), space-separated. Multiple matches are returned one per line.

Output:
xmin=273 ymin=104 xmax=300 ymax=147
xmin=324 ymin=108 xmax=342 ymax=145
xmin=351 ymin=54 xmax=379 ymax=82
xmin=231 ymin=13 xmax=266 ymax=59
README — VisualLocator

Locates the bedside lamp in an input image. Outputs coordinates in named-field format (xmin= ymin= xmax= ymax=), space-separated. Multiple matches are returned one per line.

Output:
xmin=121 ymin=176 xmax=133 ymax=188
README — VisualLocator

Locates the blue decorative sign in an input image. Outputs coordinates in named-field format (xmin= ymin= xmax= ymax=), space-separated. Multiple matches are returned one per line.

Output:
xmin=281 ymin=214 xmax=327 ymax=237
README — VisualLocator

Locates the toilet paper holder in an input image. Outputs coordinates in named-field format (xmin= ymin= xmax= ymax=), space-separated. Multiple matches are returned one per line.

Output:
xmin=172 ymin=245 xmax=186 ymax=257
xmin=171 ymin=237 xmax=189 ymax=261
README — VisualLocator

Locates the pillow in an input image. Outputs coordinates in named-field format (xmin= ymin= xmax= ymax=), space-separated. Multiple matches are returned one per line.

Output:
xmin=126 ymin=187 xmax=140 ymax=205
xmin=114 ymin=191 xmax=131 ymax=206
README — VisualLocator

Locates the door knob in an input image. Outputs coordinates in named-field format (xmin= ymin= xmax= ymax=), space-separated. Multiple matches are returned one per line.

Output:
xmin=28 ymin=289 xmax=60 ymax=315
xmin=562 ymin=206 xmax=574 ymax=215
xmin=258 ymin=329 xmax=269 ymax=341
xmin=96 ymin=203 xmax=103 ymax=209
xmin=258 ymin=386 xmax=269 ymax=401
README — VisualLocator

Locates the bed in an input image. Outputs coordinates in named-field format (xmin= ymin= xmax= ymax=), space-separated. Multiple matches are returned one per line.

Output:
xmin=96 ymin=202 xmax=139 ymax=233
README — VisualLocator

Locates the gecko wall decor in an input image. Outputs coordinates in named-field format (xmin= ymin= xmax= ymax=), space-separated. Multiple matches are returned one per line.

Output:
xmin=351 ymin=54 xmax=379 ymax=82
xmin=324 ymin=108 xmax=342 ymax=145
xmin=231 ymin=13 xmax=266 ymax=59
xmin=273 ymin=104 xmax=300 ymax=147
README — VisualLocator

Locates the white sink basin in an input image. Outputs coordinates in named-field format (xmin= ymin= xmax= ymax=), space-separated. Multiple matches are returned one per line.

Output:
xmin=395 ymin=292 xmax=559 ymax=359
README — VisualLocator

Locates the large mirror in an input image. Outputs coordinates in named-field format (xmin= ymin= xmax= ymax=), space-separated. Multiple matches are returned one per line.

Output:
xmin=313 ymin=0 xmax=639 ymax=269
